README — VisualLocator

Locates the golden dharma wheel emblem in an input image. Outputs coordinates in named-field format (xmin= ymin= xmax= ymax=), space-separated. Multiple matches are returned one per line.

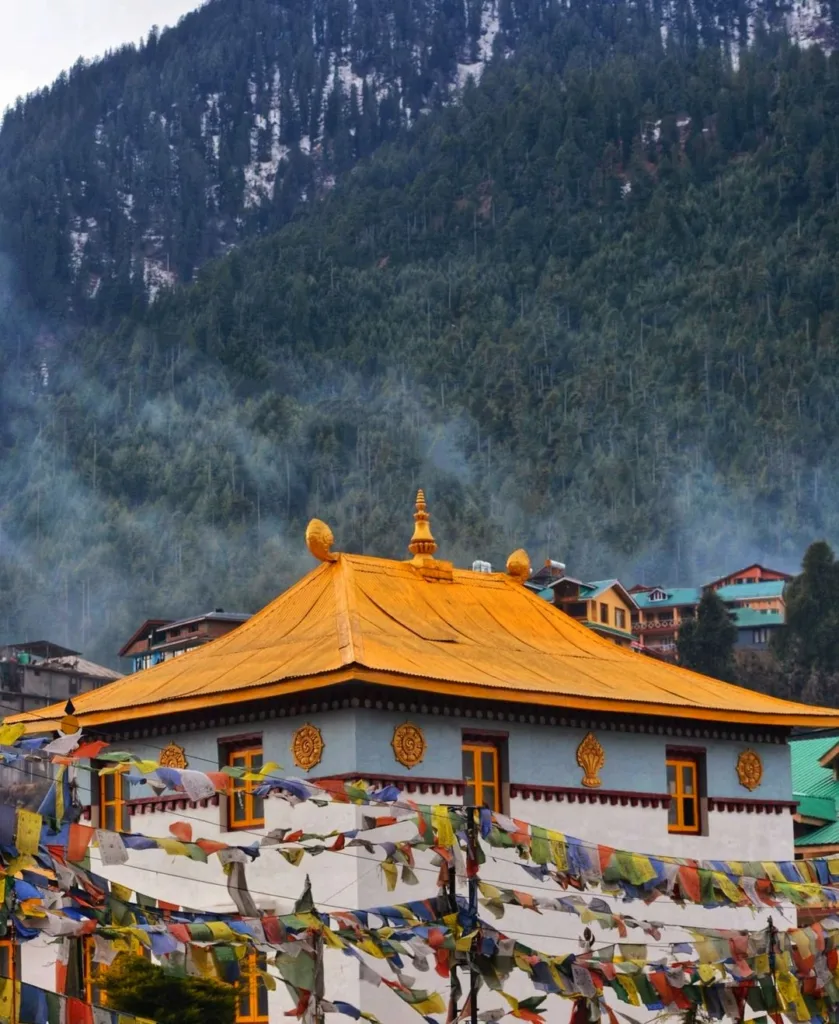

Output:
xmin=159 ymin=742 xmax=188 ymax=769
xmin=736 ymin=749 xmax=763 ymax=791
xmin=292 ymin=723 xmax=324 ymax=771
xmin=392 ymin=722 xmax=426 ymax=769
xmin=576 ymin=732 xmax=605 ymax=788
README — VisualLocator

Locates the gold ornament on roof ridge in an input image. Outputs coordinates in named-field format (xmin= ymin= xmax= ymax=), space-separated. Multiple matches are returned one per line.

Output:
xmin=159 ymin=742 xmax=188 ymax=769
xmin=292 ymin=723 xmax=324 ymax=771
xmin=306 ymin=519 xmax=338 ymax=562
xmin=736 ymin=749 xmax=762 ymax=791
xmin=408 ymin=489 xmax=437 ymax=560
xmin=506 ymin=548 xmax=531 ymax=584
xmin=576 ymin=732 xmax=605 ymax=788
xmin=392 ymin=722 xmax=427 ymax=769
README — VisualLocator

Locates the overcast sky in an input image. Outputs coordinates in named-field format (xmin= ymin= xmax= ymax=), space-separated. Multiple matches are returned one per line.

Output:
xmin=1 ymin=0 xmax=203 ymax=112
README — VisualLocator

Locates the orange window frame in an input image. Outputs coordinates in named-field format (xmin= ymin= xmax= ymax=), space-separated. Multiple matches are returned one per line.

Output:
xmin=236 ymin=950 xmax=269 ymax=1023
xmin=0 ymin=935 xmax=16 ymax=981
xmin=99 ymin=766 xmax=129 ymax=833
xmin=83 ymin=936 xmax=108 ymax=1006
xmin=227 ymin=746 xmax=264 ymax=829
xmin=667 ymin=756 xmax=701 ymax=834
xmin=462 ymin=742 xmax=500 ymax=811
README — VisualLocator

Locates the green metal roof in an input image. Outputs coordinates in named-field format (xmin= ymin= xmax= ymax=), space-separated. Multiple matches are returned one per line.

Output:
xmin=715 ymin=581 xmax=786 ymax=601
xmin=795 ymin=820 xmax=839 ymax=847
xmin=581 ymin=620 xmax=635 ymax=641
xmin=633 ymin=588 xmax=700 ymax=609
xmin=732 ymin=608 xmax=784 ymax=629
xmin=792 ymin=735 xmax=839 ymax=798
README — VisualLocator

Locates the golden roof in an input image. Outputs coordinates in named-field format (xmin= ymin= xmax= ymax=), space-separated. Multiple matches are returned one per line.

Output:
xmin=10 ymin=493 xmax=839 ymax=730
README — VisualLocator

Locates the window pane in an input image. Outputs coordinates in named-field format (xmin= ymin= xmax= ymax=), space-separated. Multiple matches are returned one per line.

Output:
xmin=683 ymin=797 xmax=696 ymax=828
xmin=462 ymin=750 xmax=475 ymax=779
xmin=0 ymin=944 xmax=10 ymax=977
xmin=251 ymin=795 xmax=264 ymax=821
xmin=250 ymin=751 xmax=263 ymax=772
xmin=481 ymin=751 xmax=496 ymax=783
xmin=103 ymin=775 xmax=116 ymax=801
xmin=464 ymin=784 xmax=476 ymax=807
xmin=666 ymin=764 xmax=677 ymax=793
xmin=257 ymin=980 xmax=269 ymax=1015
xmin=481 ymin=784 xmax=497 ymax=810
xmin=682 ymin=766 xmax=694 ymax=795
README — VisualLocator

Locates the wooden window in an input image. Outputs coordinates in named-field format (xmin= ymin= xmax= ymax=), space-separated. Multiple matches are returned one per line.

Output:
xmin=227 ymin=745 xmax=264 ymax=829
xmin=667 ymin=755 xmax=701 ymax=834
xmin=615 ymin=608 xmax=626 ymax=630
xmin=83 ymin=936 xmax=108 ymax=1006
xmin=237 ymin=950 xmax=269 ymax=1023
xmin=99 ymin=766 xmax=130 ymax=832
xmin=599 ymin=603 xmax=609 ymax=624
xmin=0 ymin=932 xmax=18 ymax=981
xmin=462 ymin=741 xmax=501 ymax=811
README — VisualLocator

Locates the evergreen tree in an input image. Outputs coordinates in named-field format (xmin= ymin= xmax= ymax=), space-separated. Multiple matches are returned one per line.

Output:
xmin=102 ymin=954 xmax=235 ymax=1024
xmin=774 ymin=541 xmax=839 ymax=676
xmin=677 ymin=591 xmax=738 ymax=681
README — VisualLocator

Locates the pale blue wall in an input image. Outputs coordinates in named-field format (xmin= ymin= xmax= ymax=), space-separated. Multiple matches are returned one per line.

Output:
xmin=95 ymin=707 xmax=792 ymax=804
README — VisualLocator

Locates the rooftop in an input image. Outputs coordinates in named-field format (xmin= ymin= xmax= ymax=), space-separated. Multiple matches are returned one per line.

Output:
xmin=9 ymin=493 xmax=839 ymax=732
xmin=792 ymin=735 xmax=839 ymax=843
xmin=732 ymin=608 xmax=784 ymax=629
xmin=632 ymin=587 xmax=701 ymax=609
xmin=714 ymin=581 xmax=786 ymax=602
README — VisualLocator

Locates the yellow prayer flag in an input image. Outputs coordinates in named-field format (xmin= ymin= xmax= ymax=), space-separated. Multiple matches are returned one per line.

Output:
xmin=413 ymin=994 xmax=446 ymax=1015
xmin=432 ymin=805 xmax=455 ymax=848
xmin=206 ymin=922 xmax=234 ymax=940
xmin=156 ymin=838 xmax=189 ymax=856
xmin=15 ymin=809 xmax=41 ymax=855
xmin=320 ymin=927 xmax=345 ymax=950
xmin=0 ymin=978 xmax=12 ymax=1018
xmin=0 ymin=723 xmax=25 ymax=747
xmin=111 ymin=882 xmax=133 ymax=903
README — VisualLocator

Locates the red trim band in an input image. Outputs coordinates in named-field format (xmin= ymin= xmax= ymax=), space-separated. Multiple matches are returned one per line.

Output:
xmin=510 ymin=784 xmax=671 ymax=808
xmin=708 ymin=797 xmax=797 ymax=815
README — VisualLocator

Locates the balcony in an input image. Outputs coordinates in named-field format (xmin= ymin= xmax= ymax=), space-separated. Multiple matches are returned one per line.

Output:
xmin=633 ymin=619 xmax=677 ymax=633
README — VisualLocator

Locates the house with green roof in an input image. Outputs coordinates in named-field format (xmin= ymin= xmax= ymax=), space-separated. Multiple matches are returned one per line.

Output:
xmin=534 ymin=576 xmax=637 ymax=647
xmin=791 ymin=733 xmax=839 ymax=856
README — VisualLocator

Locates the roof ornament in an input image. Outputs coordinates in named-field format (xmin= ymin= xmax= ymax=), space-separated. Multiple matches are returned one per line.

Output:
xmin=408 ymin=489 xmax=437 ymax=560
xmin=306 ymin=519 xmax=338 ymax=562
xmin=506 ymin=548 xmax=531 ymax=583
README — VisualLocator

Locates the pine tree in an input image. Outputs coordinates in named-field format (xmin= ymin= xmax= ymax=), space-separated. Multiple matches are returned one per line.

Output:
xmin=677 ymin=591 xmax=737 ymax=682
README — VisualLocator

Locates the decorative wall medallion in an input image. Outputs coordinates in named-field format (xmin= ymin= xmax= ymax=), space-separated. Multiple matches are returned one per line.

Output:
xmin=292 ymin=724 xmax=324 ymax=771
xmin=576 ymin=732 xmax=605 ymax=788
xmin=392 ymin=723 xmax=426 ymax=769
xmin=159 ymin=742 xmax=188 ymax=769
xmin=736 ymin=749 xmax=763 ymax=791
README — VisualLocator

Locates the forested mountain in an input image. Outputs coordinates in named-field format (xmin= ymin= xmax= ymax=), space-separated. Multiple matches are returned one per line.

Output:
xmin=3 ymin=0 xmax=839 ymax=671
xmin=0 ymin=0 xmax=836 ymax=320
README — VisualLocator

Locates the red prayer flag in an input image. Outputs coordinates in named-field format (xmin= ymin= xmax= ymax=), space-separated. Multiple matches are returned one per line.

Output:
xmin=67 ymin=823 xmax=94 ymax=862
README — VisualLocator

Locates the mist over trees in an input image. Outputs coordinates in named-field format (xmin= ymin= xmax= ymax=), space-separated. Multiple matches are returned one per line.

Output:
xmin=2 ymin=3 xmax=839 ymax=682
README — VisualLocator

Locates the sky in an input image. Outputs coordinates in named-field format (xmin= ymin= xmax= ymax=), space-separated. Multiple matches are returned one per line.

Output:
xmin=1 ymin=0 xmax=203 ymax=112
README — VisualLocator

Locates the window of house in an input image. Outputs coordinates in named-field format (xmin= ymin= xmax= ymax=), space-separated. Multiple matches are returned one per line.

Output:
xmin=615 ymin=608 xmax=626 ymax=630
xmin=462 ymin=740 xmax=501 ymax=811
xmin=236 ymin=950 xmax=269 ymax=1023
xmin=99 ymin=766 xmax=130 ymax=832
xmin=83 ymin=935 xmax=109 ymax=1006
xmin=226 ymin=745 xmax=264 ymax=829
xmin=753 ymin=628 xmax=768 ymax=645
xmin=0 ymin=933 xmax=18 ymax=982
xmin=666 ymin=754 xmax=702 ymax=834
xmin=599 ymin=603 xmax=609 ymax=624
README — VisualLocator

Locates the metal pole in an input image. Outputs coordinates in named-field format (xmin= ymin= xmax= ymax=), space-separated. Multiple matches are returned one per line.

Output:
xmin=467 ymin=806 xmax=479 ymax=1024
xmin=447 ymin=845 xmax=459 ymax=1024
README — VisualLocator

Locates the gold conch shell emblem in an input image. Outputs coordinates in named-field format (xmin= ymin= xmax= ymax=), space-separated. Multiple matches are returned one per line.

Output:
xmin=736 ymin=749 xmax=762 ymax=791
xmin=576 ymin=732 xmax=605 ymax=788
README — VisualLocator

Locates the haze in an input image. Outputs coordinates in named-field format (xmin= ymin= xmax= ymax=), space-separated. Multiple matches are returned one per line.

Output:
xmin=0 ymin=0 xmax=202 ymax=112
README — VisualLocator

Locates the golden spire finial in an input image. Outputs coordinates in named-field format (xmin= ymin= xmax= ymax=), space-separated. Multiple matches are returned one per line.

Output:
xmin=506 ymin=548 xmax=531 ymax=583
xmin=408 ymin=489 xmax=437 ymax=559
xmin=306 ymin=519 xmax=338 ymax=562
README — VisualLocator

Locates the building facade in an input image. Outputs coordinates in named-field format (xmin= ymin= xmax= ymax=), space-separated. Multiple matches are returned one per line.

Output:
xmin=119 ymin=609 xmax=251 ymax=672
xmin=536 ymin=577 xmax=637 ymax=646
xmin=0 ymin=641 xmax=120 ymax=713
xmin=11 ymin=498 xmax=838 ymax=1023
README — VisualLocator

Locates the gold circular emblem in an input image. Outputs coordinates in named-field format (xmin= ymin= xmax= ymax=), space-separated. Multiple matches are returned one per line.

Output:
xmin=159 ymin=742 xmax=187 ymax=769
xmin=736 ymin=749 xmax=763 ymax=791
xmin=292 ymin=724 xmax=324 ymax=771
xmin=392 ymin=723 xmax=426 ymax=769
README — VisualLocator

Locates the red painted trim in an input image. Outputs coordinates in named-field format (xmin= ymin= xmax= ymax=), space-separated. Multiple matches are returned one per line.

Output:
xmin=666 ymin=745 xmax=707 ymax=755
xmin=462 ymin=728 xmax=510 ymax=740
xmin=218 ymin=732 xmax=262 ymax=747
xmin=81 ymin=793 xmax=222 ymax=820
xmin=314 ymin=771 xmax=466 ymax=797
xmin=708 ymin=796 xmax=797 ymax=815
xmin=510 ymin=784 xmax=672 ymax=808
